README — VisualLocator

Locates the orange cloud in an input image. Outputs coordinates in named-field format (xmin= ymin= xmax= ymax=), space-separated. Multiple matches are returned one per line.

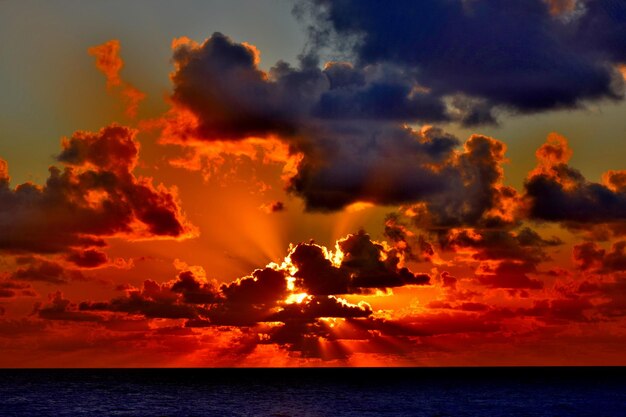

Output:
xmin=88 ymin=40 xmax=123 ymax=88
xmin=88 ymin=40 xmax=146 ymax=118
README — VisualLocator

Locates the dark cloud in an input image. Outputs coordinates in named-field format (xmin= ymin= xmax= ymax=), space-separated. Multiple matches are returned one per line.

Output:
xmin=476 ymin=261 xmax=543 ymax=290
xmin=286 ymin=125 xmax=460 ymax=211
xmin=573 ymin=241 xmax=626 ymax=273
xmin=80 ymin=279 xmax=204 ymax=319
xmin=526 ymin=169 xmax=626 ymax=223
xmin=311 ymin=64 xmax=448 ymax=122
xmin=289 ymin=129 xmax=519 ymax=222
xmin=0 ymin=280 xmax=37 ymax=298
xmin=57 ymin=125 xmax=138 ymax=172
xmin=264 ymin=319 xmax=348 ymax=359
xmin=78 ymin=267 xmax=285 ymax=326
xmin=404 ymin=134 xmax=519 ymax=230
xmin=290 ymin=231 xmax=430 ymax=295
xmin=574 ymin=0 xmax=626 ymax=63
xmin=167 ymin=32 xmax=530 ymax=215
xmin=168 ymin=31 xmax=456 ymax=143
xmin=163 ymin=9 xmax=626 ymax=219
xmin=10 ymin=258 xmax=85 ymax=284
xmin=0 ymin=319 xmax=47 ymax=337
xmin=170 ymin=270 xmax=219 ymax=304
xmin=519 ymin=298 xmax=593 ymax=323
xmin=220 ymin=267 xmax=288 ymax=306
xmin=443 ymin=227 xmax=561 ymax=264
xmin=554 ymin=272 xmax=626 ymax=321
xmin=65 ymin=249 xmax=109 ymax=268
xmin=290 ymin=243 xmax=350 ymax=295
xmin=170 ymin=33 xmax=304 ymax=140
xmin=0 ymin=125 xmax=194 ymax=255
xmin=77 ymin=268 xmax=286 ymax=326
xmin=180 ymin=232 xmax=424 ymax=327
xmin=383 ymin=214 xmax=436 ymax=263
xmin=61 ymin=232 xmax=428 ymax=338
xmin=301 ymin=0 xmax=623 ymax=116
xmin=207 ymin=267 xmax=289 ymax=325
xmin=525 ymin=135 xmax=626 ymax=225
xmin=337 ymin=230 xmax=429 ymax=289
xmin=262 ymin=297 xmax=372 ymax=360
xmin=37 ymin=292 xmax=104 ymax=322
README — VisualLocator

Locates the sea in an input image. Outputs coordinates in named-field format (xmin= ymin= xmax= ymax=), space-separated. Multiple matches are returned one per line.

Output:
xmin=0 ymin=367 xmax=623 ymax=416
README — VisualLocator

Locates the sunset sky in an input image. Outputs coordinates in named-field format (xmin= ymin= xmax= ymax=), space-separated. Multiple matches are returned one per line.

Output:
xmin=1 ymin=0 xmax=626 ymax=367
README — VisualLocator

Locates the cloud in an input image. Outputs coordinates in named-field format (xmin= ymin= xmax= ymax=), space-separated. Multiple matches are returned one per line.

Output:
xmin=574 ymin=0 xmax=626 ymax=64
xmin=62 ymin=232 xmax=427 ymax=332
xmin=286 ymin=125 xmax=457 ymax=211
xmin=207 ymin=267 xmax=289 ymax=325
xmin=361 ymin=313 xmax=502 ymax=337
xmin=290 ymin=231 xmax=430 ymax=295
xmin=299 ymin=0 xmax=623 ymax=117
xmin=443 ymin=227 xmax=561 ymax=264
xmin=0 ymin=319 xmax=47 ymax=337
xmin=519 ymin=298 xmax=593 ymax=323
xmin=57 ymin=124 xmax=139 ymax=171
xmin=169 ymin=33 xmax=306 ymax=140
xmin=80 ymin=279 xmax=204 ymax=320
xmin=65 ymin=249 xmax=109 ymax=268
xmin=26 ymin=225 xmax=625 ymax=361
xmin=337 ymin=231 xmax=429 ymax=288
xmin=287 ymin=127 xmax=519 ymax=218
xmin=545 ymin=0 xmax=580 ymax=17
xmin=573 ymin=241 xmax=626 ymax=273
xmin=165 ymin=32 xmax=531 ymax=217
xmin=476 ymin=261 xmax=543 ymax=290
xmin=37 ymin=292 xmax=104 ymax=322
xmin=88 ymin=40 xmax=146 ymax=118
xmin=170 ymin=270 xmax=220 ymax=304
xmin=0 ymin=280 xmax=37 ymax=298
xmin=220 ymin=267 xmax=289 ymax=306
xmin=10 ymin=258 xmax=85 ymax=284
xmin=289 ymin=242 xmax=351 ymax=295
xmin=259 ymin=201 xmax=285 ymax=213
xmin=270 ymin=295 xmax=372 ymax=322
xmin=525 ymin=134 xmax=626 ymax=225
xmin=158 ymin=17 xmax=626 ymax=233
xmin=0 ymin=124 xmax=195 ymax=255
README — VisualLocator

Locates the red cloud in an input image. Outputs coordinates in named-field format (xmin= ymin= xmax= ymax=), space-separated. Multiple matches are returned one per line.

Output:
xmin=0 ymin=281 xmax=37 ymax=298
xmin=0 ymin=124 xmax=195 ymax=255
xmin=574 ymin=241 xmax=626 ymax=273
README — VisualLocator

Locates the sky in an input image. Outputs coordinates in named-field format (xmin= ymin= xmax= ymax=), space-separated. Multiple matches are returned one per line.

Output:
xmin=0 ymin=0 xmax=625 ymax=367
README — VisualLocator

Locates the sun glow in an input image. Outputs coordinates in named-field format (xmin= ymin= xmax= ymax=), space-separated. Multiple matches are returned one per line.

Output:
xmin=285 ymin=292 xmax=309 ymax=304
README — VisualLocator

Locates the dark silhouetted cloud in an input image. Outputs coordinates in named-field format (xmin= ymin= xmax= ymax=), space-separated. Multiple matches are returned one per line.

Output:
xmin=525 ymin=134 xmax=626 ymax=225
xmin=300 ymin=0 xmax=624 ymax=117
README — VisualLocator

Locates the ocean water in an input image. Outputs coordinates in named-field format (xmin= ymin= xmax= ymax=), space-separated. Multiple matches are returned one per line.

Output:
xmin=0 ymin=368 xmax=623 ymax=416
